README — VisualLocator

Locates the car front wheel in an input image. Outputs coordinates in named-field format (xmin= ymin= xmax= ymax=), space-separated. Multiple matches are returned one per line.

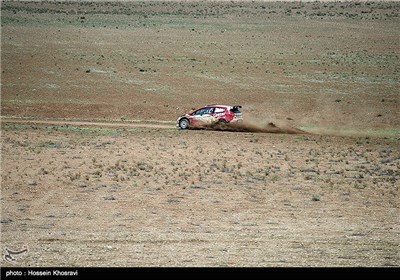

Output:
xmin=178 ymin=118 xmax=190 ymax=129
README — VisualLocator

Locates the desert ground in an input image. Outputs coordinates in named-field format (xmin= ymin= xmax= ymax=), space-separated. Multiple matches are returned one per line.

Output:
xmin=1 ymin=0 xmax=399 ymax=267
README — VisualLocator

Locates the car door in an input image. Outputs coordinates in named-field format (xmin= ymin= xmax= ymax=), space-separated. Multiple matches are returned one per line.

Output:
xmin=191 ymin=107 xmax=215 ymax=127
xmin=212 ymin=107 xmax=226 ymax=121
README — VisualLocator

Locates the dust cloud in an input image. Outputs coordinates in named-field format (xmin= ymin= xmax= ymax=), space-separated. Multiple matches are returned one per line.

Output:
xmin=210 ymin=117 xmax=309 ymax=134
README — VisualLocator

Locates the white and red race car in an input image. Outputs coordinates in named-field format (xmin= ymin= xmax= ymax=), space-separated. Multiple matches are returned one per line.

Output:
xmin=176 ymin=104 xmax=243 ymax=130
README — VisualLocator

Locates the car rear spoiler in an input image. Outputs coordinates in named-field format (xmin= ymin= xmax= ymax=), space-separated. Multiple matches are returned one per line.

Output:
xmin=233 ymin=105 xmax=242 ymax=109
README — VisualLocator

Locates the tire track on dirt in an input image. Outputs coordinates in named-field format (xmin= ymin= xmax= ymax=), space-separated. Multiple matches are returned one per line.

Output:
xmin=1 ymin=118 xmax=311 ymax=134
xmin=1 ymin=118 xmax=175 ymax=130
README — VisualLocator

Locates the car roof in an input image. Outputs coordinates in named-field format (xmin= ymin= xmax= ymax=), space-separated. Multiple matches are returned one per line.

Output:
xmin=204 ymin=104 xmax=242 ymax=109
xmin=205 ymin=104 xmax=230 ymax=108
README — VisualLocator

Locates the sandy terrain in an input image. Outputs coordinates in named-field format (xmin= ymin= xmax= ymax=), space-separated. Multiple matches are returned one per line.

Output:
xmin=1 ymin=0 xmax=399 ymax=267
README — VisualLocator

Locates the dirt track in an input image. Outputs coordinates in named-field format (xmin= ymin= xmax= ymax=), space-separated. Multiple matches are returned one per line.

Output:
xmin=1 ymin=117 xmax=309 ymax=135
xmin=1 ymin=118 xmax=175 ymax=130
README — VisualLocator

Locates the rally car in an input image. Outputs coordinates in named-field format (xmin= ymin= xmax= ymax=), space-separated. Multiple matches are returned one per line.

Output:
xmin=176 ymin=104 xmax=243 ymax=130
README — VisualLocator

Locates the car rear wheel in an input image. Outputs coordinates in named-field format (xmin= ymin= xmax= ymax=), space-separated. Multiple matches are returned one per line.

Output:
xmin=178 ymin=118 xmax=190 ymax=129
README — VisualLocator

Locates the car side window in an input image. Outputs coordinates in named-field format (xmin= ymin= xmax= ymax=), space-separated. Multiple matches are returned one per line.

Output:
xmin=215 ymin=108 xmax=225 ymax=114
xmin=194 ymin=108 xmax=205 ymax=115
xmin=193 ymin=109 xmax=204 ymax=115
